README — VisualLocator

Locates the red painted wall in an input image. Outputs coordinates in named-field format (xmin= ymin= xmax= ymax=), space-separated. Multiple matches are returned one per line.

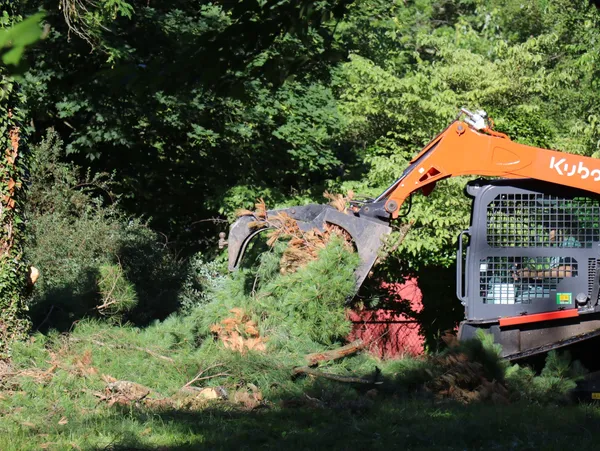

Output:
xmin=348 ymin=278 xmax=424 ymax=358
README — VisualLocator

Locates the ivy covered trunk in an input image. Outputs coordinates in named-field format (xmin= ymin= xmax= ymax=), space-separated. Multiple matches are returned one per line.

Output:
xmin=0 ymin=85 xmax=30 ymax=356
xmin=0 ymin=5 xmax=31 ymax=356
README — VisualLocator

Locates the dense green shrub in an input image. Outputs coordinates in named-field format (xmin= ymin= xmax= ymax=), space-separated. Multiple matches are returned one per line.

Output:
xmin=178 ymin=253 xmax=225 ymax=313
xmin=23 ymin=130 xmax=185 ymax=329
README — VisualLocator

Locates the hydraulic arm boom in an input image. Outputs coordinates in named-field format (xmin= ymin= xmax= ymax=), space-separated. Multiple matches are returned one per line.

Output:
xmin=368 ymin=110 xmax=600 ymax=220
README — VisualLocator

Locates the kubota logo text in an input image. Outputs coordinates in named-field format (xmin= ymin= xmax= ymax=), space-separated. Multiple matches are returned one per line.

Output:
xmin=550 ymin=156 xmax=600 ymax=181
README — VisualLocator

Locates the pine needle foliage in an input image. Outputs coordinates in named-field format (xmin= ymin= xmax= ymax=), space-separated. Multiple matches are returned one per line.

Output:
xmin=453 ymin=329 xmax=508 ymax=383
xmin=506 ymin=350 xmax=588 ymax=403
xmin=96 ymin=263 xmax=138 ymax=322
xmin=541 ymin=350 xmax=588 ymax=381
xmin=158 ymin=234 xmax=360 ymax=397
xmin=191 ymin=236 xmax=359 ymax=352
xmin=255 ymin=237 xmax=359 ymax=346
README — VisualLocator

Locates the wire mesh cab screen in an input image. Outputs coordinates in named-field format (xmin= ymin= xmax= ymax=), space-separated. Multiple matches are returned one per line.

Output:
xmin=486 ymin=193 xmax=598 ymax=249
xmin=464 ymin=181 xmax=600 ymax=319
xmin=479 ymin=256 xmax=577 ymax=305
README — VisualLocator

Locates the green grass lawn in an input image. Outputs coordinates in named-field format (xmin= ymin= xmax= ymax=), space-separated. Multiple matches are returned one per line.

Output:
xmin=0 ymin=319 xmax=599 ymax=450
xmin=2 ymin=390 xmax=600 ymax=450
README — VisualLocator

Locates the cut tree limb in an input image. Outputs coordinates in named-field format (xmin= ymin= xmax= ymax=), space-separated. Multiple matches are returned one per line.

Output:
xmin=373 ymin=221 xmax=413 ymax=268
xmin=304 ymin=339 xmax=366 ymax=366
xmin=292 ymin=366 xmax=382 ymax=385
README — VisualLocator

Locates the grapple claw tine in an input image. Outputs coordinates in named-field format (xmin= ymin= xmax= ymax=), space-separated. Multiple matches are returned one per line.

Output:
xmin=227 ymin=214 xmax=267 ymax=271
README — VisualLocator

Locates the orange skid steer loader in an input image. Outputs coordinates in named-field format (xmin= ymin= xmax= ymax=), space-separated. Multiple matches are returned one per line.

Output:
xmin=228 ymin=109 xmax=600 ymax=360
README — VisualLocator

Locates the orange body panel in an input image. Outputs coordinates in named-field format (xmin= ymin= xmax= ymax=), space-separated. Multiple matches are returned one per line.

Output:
xmin=499 ymin=309 xmax=579 ymax=327
xmin=382 ymin=121 xmax=600 ymax=217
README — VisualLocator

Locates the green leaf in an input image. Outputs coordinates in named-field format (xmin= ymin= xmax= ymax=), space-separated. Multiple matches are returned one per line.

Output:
xmin=0 ymin=12 xmax=46 ymax=66
xmin=2 ymin=46 xmax=24 ymax=66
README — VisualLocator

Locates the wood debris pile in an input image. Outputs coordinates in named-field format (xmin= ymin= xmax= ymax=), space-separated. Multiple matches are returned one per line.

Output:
xmin=423 ymin=334 xmax=509 ymax=404
xmin=95 ymin=376 xmax=152 ymax=407
xmin=210 ymin=307 xmax=267 ymax=353
xmin=95 ymin=376 xmax=265 ymax=411
xmin=425 ymin=353 xmax=509 ymax=404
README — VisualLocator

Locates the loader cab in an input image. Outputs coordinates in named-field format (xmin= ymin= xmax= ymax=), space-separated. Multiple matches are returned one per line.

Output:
xmin=456 ymin=179 xmax=600 ymax=323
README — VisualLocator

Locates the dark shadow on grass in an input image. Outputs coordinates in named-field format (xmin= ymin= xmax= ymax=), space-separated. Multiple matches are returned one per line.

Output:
xmin=27 ymin=267 xmax=101 ymax=333
xmin=85 ymin=387 xmax=600 ymax=451
xmin=117 ymin=236 xmax=188 ymax=325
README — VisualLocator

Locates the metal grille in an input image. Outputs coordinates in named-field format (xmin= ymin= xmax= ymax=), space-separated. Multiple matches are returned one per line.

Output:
xmin=480 ymin=256 xmax=578 ymax=304
xmin=589 ymin=258 xmax=597 ymax=297
xmin=486 ymin=193 xmax=600 ymax=248
xmin=589 ymin=258 xmax=600 ymax=304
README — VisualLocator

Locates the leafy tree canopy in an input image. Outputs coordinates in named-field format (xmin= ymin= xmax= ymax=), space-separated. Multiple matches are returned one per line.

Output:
xmin=4 ymin=0 xmax=600 ymax=269
xmin=14 ymin=0 xmax=353 ymax=248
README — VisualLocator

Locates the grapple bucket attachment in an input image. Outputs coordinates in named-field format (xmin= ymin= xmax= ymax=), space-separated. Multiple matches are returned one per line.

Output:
xmin=228 ymin=204 xmax=392 ymax=288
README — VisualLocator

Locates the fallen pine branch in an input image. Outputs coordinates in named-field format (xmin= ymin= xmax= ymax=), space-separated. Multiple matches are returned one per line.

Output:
xmin=304 ymin=339 xmax=366 ymax=366
xmin=292 ymin=366 xmax=382 ymax=385
xmin=69 ymin=337 xmax=175 ymax=363
xmin=183 ymin=372 xmax=231 ymax=388
xmin=182 ymin=363 xmax=230 ymax=389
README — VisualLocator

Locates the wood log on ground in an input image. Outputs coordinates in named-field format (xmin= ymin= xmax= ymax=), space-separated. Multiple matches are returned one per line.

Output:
xmin=304 ymin=339 xmax=366 ymax=366
xmin=292 ymin=366 xmax=382 ymax=385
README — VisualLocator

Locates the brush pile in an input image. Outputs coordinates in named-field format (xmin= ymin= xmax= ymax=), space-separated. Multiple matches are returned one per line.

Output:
xmin=236 ymin=198 xmax=354 ymax=274
xmin=193 ymin=196 xmax=516 ymax=405
xmin=423 ymin=333 xmax=510 ymax=404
